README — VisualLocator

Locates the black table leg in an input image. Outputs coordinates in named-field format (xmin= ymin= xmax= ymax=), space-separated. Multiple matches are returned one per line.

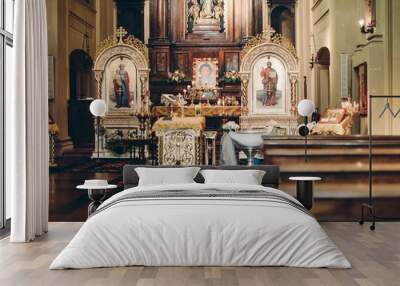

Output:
xmin=87 ymin=189 xmax=107 ymax=216
xmin=296 ymin=180 xmax=314 ymax=210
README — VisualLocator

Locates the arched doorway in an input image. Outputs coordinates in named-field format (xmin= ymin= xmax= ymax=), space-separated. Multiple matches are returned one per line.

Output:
xmin=315 ymin=47 xmax=330 ymax=111
xmin=68 ymin=49 xmax=95 ymax=148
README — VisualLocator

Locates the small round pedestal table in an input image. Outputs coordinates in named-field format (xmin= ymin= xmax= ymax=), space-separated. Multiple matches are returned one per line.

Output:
xmin=77 ymin=184 xmax=117 ymax=217
xmin=289 ymin=177 xmax=321 ymax=210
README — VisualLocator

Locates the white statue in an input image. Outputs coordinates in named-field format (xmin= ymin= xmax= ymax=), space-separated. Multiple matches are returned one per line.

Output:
xmin=200 ymin=0 xmax=214 ymax=19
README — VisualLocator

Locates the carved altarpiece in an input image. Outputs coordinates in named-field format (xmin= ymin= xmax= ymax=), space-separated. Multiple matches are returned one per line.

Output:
xmin=93 ymin=28 xmax=150 ymax=158
xmin=239 ymin=26 xmax=299 ymax=133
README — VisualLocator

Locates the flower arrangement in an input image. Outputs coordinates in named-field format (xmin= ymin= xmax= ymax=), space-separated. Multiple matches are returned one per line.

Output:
xmin=167 ymin=70 xmax=191 ymax=84
xmin=219 ymin=70 xmax=241 ymax=84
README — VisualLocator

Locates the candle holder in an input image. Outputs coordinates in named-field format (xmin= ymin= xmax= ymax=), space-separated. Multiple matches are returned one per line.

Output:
xmin=136 ymin=111 xmax=150 ymax=139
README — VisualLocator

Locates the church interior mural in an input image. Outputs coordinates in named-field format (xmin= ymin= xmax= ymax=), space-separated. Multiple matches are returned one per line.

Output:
xmin=5 ymin=1 xmax=400 ymax=283
xmin=42 ymin=0 xmax=400 ymax=222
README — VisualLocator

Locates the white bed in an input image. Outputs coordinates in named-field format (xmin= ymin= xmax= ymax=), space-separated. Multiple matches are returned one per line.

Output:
xmin=50 ymin=182 xmax=350 ymax=269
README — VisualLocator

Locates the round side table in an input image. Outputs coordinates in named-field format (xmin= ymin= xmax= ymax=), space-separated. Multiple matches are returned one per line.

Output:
xmin=289 ymin=177 xmax=321 ymax=210
xmin=77 ymin=184 xmax=117 ymax=217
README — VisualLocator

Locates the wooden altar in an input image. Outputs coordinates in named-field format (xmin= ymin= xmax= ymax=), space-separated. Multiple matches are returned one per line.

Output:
xmin=152 ymin=117 xmax=205 ymax=166
xmin=148 ymin=1 xmax=263 ymax=113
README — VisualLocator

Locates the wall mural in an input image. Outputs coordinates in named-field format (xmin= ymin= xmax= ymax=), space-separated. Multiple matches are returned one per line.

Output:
xmin=187 ymin=0 xmax=225 ymax=33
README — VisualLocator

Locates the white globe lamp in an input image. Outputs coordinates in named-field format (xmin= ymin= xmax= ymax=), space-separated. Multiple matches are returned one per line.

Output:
xmin=90 ymin=99 xmax=106 ymax=117
xmin=297 ymin=99 xmax=315 ymax=162
xmin=297 ymin=99 xmax=315 ymax=117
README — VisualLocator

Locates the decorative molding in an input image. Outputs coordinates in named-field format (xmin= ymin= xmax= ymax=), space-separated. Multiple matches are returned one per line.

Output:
xmin=96 ymin=33 xmax=148 ymax=62
xmin=156 ymin=129 xmax=202 ymax=166
xmin=240 ymin=26 xmax=297 ymax=61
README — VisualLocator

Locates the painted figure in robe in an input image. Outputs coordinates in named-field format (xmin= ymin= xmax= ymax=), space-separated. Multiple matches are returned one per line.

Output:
xmin=113 ymin=64 xmax=131 ymax=108
xmin=260 ymin=61 xmax=278 ymax=106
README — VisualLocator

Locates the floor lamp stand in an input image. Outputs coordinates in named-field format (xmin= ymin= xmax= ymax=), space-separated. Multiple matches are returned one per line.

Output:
xmin=94 ymin=116 xmax=103 ymax=171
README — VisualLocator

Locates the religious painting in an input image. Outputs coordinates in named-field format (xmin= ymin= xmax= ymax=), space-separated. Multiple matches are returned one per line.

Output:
xmin=356 ymin=63 xmax=368 ymax=116
xmin=102 ymin=57 xmax=137 ymax=112
xmin=175 ymin=53 xmax=190 ymax=75
xmin=156 ymin=52 xmax=168 ymax=73
xmin=193 ymin=58 xmax=219 ymax=88
xmin=224 ymin=52 xmax=239 ymax=72
xmin=252 ymin=56 xmax=287 ymax=114
xmin=364 ymin=0 xmax=376 ymax=27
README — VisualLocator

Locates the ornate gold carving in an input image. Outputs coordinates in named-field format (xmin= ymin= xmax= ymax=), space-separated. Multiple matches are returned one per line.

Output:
xmin=290 ymin=76 xmax=298 ymax=116
xmin=140 ymin=74 xmax=150 ymax=113
xmin=96 ymin=28 xmax=148 ymax=60
xmin=157 ymin=129 xmax=202 ymax=166
xmin=124 ymin=35 xmax=148 ymax=59
xmin=96 ymin=36 xmax=117 ymax=58
xmin=115 ymin=26 xmax=128 ymax=43
xmin=240 ymin=26 xmax=297 ymax=61
xmin=240 ymin=77 xmax=249 ymax=116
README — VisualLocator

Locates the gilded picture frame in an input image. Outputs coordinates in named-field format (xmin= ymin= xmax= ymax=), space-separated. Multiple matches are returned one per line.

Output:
xmin=193 ymin=58 xmax=219 ymax=88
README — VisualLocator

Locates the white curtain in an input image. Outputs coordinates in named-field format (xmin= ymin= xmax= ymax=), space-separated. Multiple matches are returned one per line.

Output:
xmin=8 ymin=0 xmax=49 ymax=242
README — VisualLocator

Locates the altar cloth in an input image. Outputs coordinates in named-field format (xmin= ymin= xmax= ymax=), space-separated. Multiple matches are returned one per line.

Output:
xmin=152 ymin=117 xmax=206 ymax=132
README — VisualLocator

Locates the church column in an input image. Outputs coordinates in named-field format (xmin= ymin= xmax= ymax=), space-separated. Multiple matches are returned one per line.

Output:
xmin=156 ymin=0 xmax=168 ymax=40
xmin=263 ymin=0 xmax=269 ymax=30
xmin=52 ymin=0 xmax=74 ymax=155
xmin=148 ymin=0 xmax=171 ymax=80
xmin=242 ymin=0 xmax=255 ymax=42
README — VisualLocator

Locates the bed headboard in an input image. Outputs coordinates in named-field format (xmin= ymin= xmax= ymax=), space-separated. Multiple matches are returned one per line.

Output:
xmin=123 ymin=165 xmax=280 ymax=189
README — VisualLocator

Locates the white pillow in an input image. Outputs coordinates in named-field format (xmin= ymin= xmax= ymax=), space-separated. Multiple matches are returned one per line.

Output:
xmin=200 ymin=169 xmax=266 ymax=185
xmin=135 ymin=167 xmax=201 ymax=186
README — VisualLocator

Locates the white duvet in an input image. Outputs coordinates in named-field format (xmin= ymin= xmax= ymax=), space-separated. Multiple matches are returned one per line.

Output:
xmin=50 ymin=183 xmax=351 ymax=269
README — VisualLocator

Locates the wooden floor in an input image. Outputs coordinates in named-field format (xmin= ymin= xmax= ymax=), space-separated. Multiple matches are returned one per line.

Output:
xmin=0 ymin=222 xmax=399 ymax=286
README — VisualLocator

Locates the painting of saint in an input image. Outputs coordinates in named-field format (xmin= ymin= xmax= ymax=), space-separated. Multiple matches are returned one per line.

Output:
xmin=113 ymin=63 xmax=131 ymax=108
xmin=253 ymin=56 xmax=286 ymax=114
xmin=193 ymin=58 xmax=218 ymax=88
xmin=260 ymin=61 xmax=278 ymax=106
xmin=199 ymin=64 xmax=213 ymax=86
